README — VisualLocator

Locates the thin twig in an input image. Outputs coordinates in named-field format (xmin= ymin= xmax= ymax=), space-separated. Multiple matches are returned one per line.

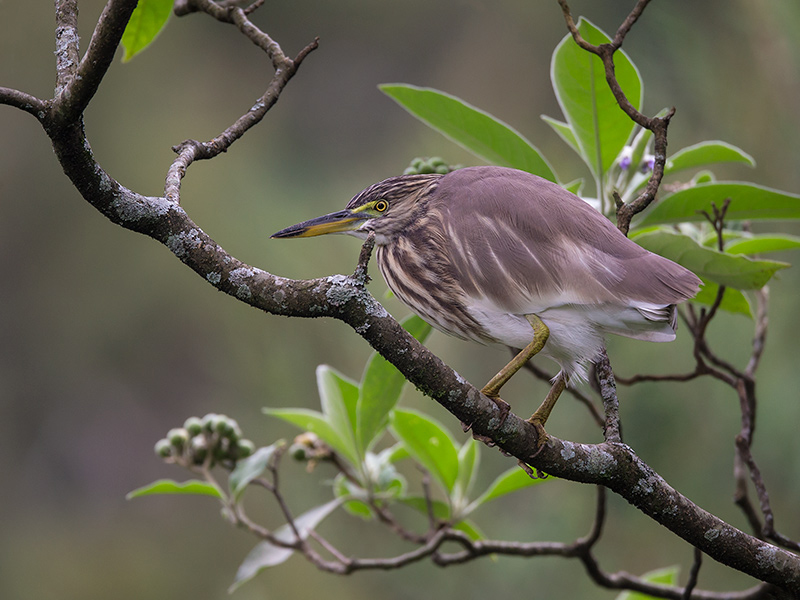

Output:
xmin=576 ymin=486 xmax=606 ymax=548
xmin=420 ymin=470 xmax=439 ymax=532
xmin=371 ymin=504 xmax=429 ymax=545
xmin=557 ymin=1 xmax=674 ymax=233
xmin=164 ymin=3 xmax=319 ymax=203
xmin=308 ymin=529 xmax=351 ymax=564
xmin=682 ymin=548 xmax=703 ymax=600
xmin=353 ymin=232 xmax=376 ymax=285
xmin=612 ymin=0 xmax=652 ymax=47
xmin=267 ymin=445 xmax=303 ymax=542
xmin=616 ymin=366 xmax=707 ymax=385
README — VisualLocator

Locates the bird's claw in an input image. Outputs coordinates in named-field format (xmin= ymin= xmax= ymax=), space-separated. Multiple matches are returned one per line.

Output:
xmin=517 ymin=459 xmax=548 ymax=480
xmin=488 ymin=395 xmax=511 ymax=427
xmin=526 ymin=415 xmax=550 ymax=451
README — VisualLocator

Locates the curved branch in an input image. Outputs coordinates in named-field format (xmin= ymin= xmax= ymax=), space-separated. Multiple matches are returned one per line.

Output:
xmin=0 ymin=87 xmax=46 ymax=117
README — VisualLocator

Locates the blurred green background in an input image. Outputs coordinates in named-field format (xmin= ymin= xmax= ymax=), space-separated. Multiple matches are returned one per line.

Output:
xmin=2 ymin=1 xmax=800 ymax=598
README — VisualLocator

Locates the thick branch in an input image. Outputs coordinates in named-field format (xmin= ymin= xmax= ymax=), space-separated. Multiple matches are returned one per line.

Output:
xmin=54 ymin=0 xmax=81 ymax=93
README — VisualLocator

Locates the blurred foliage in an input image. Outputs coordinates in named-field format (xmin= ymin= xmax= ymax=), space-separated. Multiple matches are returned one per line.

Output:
xmin=136 ymin=317 xmax=546 ymax=590
xmin=2 ymin=1 xmax=800 ymax=599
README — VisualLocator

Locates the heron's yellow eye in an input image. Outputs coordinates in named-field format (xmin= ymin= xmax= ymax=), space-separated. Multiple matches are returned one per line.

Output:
xmin=374 ymin=200 xmax=388 ymax=212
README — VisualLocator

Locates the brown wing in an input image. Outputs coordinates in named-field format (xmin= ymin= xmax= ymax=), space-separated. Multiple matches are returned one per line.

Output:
xmin=430 ymin=167 xmax=700 ymax=315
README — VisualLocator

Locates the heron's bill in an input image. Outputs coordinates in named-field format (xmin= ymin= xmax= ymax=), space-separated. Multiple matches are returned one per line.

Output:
xmin=271 ymin=210 xmax=364 ymax=238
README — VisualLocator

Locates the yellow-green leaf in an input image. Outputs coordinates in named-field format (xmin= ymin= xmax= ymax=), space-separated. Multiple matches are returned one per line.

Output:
xmin=121 ymin=0 xmax=173 ymax=62
xmin=380 ymin=84 xmax=556 ymax=181
xmin=633 ymin=229 xmax=789 ymax=290
xmin=126 ymin=479 xmax=222 ymax=499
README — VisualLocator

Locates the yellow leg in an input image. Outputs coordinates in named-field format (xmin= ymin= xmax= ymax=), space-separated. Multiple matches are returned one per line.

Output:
xmin=528 ymin=373 xmax=567 ymax=426
xmin=481 ymin=314 xmax=549 ymax=403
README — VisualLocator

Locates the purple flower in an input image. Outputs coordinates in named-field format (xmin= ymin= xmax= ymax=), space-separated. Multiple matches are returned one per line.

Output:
xmin=618 ymin=146 xmax=633 ymax=171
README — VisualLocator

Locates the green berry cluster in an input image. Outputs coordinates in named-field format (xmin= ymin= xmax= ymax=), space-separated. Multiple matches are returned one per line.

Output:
xmin=403 ymin=157 xmax=463 ymax=175
xmin=155 ymin=413 xmax=255 ymax=467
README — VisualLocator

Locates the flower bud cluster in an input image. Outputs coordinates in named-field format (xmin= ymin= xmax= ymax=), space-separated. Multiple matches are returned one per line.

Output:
xmin=155 ymin=413 xmax=255 ymax=466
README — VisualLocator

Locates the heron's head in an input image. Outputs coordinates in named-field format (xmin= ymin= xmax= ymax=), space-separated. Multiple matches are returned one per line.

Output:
xmin=271 ymin=174 xmax=439 ymax=243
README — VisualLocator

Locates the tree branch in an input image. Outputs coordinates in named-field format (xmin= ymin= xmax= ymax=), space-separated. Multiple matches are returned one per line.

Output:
xmin=54 ymin=0 xmax=81 ymax=92
xmin=164 ymin=3 xmax=319 ymax=203
xmin=0 ymin=87 xmax=46 ymax=117
xmin=558 ymin=0 xmax=674 ymax=234
xmin=595 ymin=350 xmax=622 ymax=443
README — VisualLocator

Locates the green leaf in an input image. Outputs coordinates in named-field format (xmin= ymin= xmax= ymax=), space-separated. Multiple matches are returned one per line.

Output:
xmin=230 ymin=499 xmax=342 ymax=591
xmin=364 ymin=450 xmax=407 ymax=495
xmin=229 ymin=444 xmax=281 ymax=500
xmin=551 ymin=18 xmax=642 ymax=175
xmin=126 ymin=479 xmax=222 ymax=500
xmin=666 ymin=141 xmax=755 ymax=175
xmin=382 ymin=443 xmax=410 ymax=463
xmin=390 ymin=408 xmax=460 ymax=493
xmin=401 ymin=314 xmax=433 ymax=342
xmin=316 ymin=365 xmax=359 ymax=457
xmin=333 ymin=474 xmax=373 ymax=519
xmin=724 ymin=234 xmax=800 ymax=255
xmin=380 ymin=84 xmax=557 ymax=181
xmin=627 ymin=121 xmax=655 ymax=174
xmin=452 ymin=519 xmax=486 ymax=542
xmin=632 ymin=229 xmax=789 ymax=290
xmin=541 ymin=115 xmax=580 ymax=156
xmin=563 ymin=178 xmax=585 ymax=195
xmin=470 ymin=465 xmax=548 ymax=509
xmin=692 ymin=280 xmax=752 ymax=318
xmin=263 ymin=408 xmax=359 ymax=465
xmin=616 ymin=565 xmax=680 ymax=600
xmin=700 ymin=229 xmax=746 ymax=248
xmin=356 ymin=315 xmax=431 ymax=454
xmin=335 ymin=369 xmax=361 ymax=434
xmin=121 ymin=0 xmax=172 ymax=62
xmin=454 ymin=438 xmax=480 ymax=502
xmin=400 ymin=497 xmax=483 ymax=539
xmin=637 ymin=182 xmax=800 ymax=226
xmin=398 ymin=496 xmax=451 ymax=520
